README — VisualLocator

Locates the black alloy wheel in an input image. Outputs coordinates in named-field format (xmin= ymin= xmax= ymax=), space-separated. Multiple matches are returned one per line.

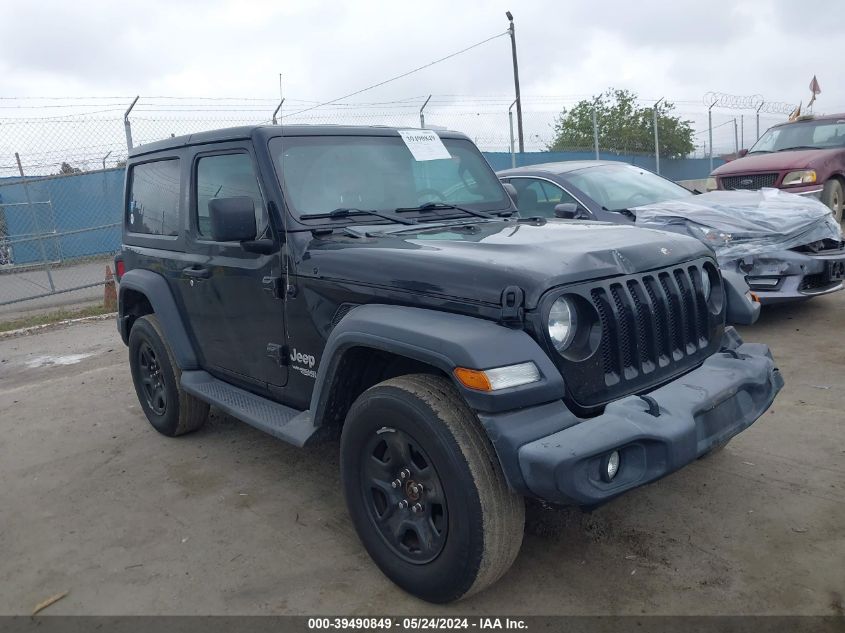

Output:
xmin=360 ymin=427 xmax=448 ymax=564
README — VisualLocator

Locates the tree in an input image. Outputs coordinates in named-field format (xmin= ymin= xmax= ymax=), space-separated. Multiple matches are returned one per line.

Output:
xmin=548 ymin=89 xmax=695 ymax=158
xmin=58 ymin=162 xmax=82 ymax=175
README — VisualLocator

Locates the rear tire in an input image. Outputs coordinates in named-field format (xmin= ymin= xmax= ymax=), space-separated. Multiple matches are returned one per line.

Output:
xmin=128 ymin=314 xmax=209 ymax=437
xmin=821 ymin=178 xmax=844 ymax=225
xmin=340 ymin=374 xmax=524 ymax=603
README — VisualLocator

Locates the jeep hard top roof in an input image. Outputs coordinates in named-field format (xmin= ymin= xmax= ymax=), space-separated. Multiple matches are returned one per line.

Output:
xmin=128 ymin=124 xmax=471 ymax=159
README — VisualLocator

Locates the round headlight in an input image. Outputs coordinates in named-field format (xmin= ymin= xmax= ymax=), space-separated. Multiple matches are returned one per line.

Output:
xmin=548 ymin=297 xmax=578 ymax=352
xmin=701 ymin=269 xmax=711 ymax=301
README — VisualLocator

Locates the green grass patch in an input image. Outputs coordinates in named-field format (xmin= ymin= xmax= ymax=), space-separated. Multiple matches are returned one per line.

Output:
xmin=0 ymin=304 xmax=114 ymax=333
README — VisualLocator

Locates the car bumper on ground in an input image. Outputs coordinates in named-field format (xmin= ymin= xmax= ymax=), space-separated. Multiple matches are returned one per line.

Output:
xmin=478 ymin=328 xmax=783 ymax=506
xmin=731 ymin=248 xmax=845 ymax=304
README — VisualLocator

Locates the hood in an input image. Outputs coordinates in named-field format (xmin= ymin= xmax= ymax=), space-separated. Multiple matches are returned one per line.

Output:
xmin=712 ymin=147 xmax=840 ymax=174
xmin=632 ymin=189 xmax=842 ymax=262
xmin=303 ymin=219 xmax=711 ymax=309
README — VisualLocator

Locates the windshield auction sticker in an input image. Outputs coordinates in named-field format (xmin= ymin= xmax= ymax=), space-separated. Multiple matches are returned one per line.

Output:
xmin=398 ymin=129 xmax=451 ymax=161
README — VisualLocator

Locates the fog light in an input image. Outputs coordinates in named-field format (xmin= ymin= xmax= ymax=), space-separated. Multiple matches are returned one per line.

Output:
xmin=602 ymin=450 xmax=621 ymax=482
xmin=746 ymin=276 xmax=780 ymax=288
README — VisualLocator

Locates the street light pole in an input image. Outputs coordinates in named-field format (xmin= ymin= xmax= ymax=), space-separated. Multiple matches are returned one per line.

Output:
xmin=506 ymin=11 xmax=525 ymax=154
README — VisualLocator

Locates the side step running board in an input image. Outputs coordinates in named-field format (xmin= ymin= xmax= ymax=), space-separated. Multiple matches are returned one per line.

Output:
xmin=181 ymin=370 xmax=317 ymax=447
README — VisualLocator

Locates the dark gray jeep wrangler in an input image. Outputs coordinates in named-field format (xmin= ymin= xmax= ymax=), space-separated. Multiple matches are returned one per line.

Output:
xmin=115 ymin=125 xmax=783 ymax=603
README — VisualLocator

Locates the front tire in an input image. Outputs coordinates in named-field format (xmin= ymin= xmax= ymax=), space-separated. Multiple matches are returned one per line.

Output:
xmin=340 ymin=374 xmax=524 ymax=603
xmin=821 ymin=178 xmax=844 ymax=225
xmin=128 ymin=314 xmax=209 ymax=437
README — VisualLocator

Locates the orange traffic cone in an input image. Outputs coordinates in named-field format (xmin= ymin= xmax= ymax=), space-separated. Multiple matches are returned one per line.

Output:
xmin=104 ymin=265 xmax=117 ymax=311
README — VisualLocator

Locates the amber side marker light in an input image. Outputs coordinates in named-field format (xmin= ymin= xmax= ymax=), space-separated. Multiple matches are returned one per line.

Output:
xmin=454 ymin=368 xmax=492 ymax=391
xmin=453 ymin=362 xmax=541 ymax=392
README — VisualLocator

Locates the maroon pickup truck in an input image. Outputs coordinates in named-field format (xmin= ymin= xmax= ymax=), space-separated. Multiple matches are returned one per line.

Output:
xmin=710 ymin=113 xmax=845 ymax=225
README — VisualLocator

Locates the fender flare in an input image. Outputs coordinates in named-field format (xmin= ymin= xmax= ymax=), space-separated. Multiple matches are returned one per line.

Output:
xmin=309 ymin=304 xmax=566 ymax=421
xmin=118 ymin=269 xmax=199 ymax=369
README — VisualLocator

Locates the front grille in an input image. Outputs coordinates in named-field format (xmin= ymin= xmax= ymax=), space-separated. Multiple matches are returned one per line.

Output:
xmin=721 ymin=173 xmax=778 ymax=190
xmin=553 ymin=259 xmax=724 ymax=410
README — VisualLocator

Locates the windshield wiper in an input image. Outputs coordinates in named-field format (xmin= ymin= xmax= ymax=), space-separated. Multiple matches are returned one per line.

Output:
xmin=777 ymin=146 xmax=818 ymax=152
xmin=299 ymin=208 xmax=417 ymax=225
xmin=394 ymin=202 xmax=510 ymax=219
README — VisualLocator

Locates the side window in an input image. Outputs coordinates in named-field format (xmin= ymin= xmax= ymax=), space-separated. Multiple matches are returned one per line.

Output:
xmin=127 ymin=159 xmax=181 ymax=236
xmin=514 ymin=179 xmax=577 ymax=217
xmin=195 ymin=153 xmax=266 ymax=238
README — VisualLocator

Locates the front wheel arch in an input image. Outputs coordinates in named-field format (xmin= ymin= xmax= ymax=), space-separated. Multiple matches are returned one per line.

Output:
xmin=314 ymin=345 xmax=447 ymax=434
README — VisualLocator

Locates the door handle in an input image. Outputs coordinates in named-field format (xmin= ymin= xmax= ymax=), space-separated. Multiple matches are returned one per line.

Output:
xmin=182 ymin=265 xmax=211 ymax=279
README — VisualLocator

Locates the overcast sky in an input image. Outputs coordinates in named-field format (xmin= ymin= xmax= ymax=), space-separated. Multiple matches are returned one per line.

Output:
xmin=1 ymin=0 xmax=842 ymax=156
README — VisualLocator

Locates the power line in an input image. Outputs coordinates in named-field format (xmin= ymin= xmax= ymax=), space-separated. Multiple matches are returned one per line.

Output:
xmin=283 ymin=30 xmax=509 ymax=118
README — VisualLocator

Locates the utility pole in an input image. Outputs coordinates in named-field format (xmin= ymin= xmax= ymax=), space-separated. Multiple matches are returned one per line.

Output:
xmin=653 ymin=97 xmax=664 ymax=175
xmin=756 ymin=101 xmax=765 ymax=141
xmin=506 ymin=11 xmax=524 ymax=153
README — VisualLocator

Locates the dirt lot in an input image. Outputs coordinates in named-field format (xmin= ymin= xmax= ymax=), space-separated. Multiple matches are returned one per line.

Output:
xmin=1 ymin=294 xmax=843 ymax=616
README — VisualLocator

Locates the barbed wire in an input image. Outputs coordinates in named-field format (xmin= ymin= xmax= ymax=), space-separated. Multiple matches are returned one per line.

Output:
xmin=702 ymin=91 xmax=797 ymax=115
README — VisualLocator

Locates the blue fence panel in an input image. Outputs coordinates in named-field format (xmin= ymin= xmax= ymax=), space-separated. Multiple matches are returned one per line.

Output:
xmin=0 ymin=168 xmax=124 ymax=266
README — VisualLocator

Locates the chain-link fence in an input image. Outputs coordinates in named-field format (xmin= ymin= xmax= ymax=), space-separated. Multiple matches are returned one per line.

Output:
xmin=0 ymin=166 xmax=122 ymax=313
xmin=0 ymin=95 xmax=794 ymax=315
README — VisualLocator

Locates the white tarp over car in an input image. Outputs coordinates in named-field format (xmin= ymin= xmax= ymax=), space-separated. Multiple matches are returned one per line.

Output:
xmin=632 ymin=188 xmax=843 ymax=262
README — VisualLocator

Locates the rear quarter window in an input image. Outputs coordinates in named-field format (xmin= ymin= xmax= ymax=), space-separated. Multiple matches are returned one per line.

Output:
xmin=127 ymin=159 xmax=181 ymax=236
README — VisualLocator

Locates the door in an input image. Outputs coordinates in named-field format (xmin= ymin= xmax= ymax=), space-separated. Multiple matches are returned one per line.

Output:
xmin=508 ymin=177 xmax=582 ymax=218
xmin=177 ymin=147 xmax=288 ymax=388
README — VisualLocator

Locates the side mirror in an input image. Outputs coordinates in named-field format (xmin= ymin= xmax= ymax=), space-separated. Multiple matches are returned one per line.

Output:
xmin=737 ymin=148 xmax=749 ymax=158
xmin=554 ymin=203 xmax=581 ymax=219
xmin=209 ymin=197 xmax=257 ymax=243
xmin=502 ymin=182 xmax=518 ymax=207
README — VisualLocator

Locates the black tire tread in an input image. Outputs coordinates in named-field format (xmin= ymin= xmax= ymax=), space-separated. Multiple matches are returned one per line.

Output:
xmin=378 ymin=374 xmax=524 ymax=600
xmin=821 ymin=178 xmax=844 ymax=224
xmin=137 ymin=314 xmax=209 ymax=436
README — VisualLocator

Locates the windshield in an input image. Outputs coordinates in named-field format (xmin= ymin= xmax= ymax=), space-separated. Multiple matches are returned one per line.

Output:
xmin=749 ymin=118 xmax=845 ymax=153
xmin=564 ymin=164 xmax=692 ymax=212
xmin=269 ymin=135 xmax=509 ymax=219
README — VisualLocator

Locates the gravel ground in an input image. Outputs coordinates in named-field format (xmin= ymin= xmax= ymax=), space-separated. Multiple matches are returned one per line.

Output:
xmin=0 ymin=293 xmax=843 ymax=615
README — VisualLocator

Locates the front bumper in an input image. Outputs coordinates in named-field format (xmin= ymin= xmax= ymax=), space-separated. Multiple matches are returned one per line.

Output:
xmin=781 ymin=184 xmax=823 ymax=199
xmin=733 ymin=248 xmax=845 ymax=304
xmin=478 ymin=329 xmax=783 ymax=506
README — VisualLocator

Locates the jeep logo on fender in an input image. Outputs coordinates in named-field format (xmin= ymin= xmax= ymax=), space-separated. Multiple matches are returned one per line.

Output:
xmin=290 ymin=348 xmax=316 ymax=368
